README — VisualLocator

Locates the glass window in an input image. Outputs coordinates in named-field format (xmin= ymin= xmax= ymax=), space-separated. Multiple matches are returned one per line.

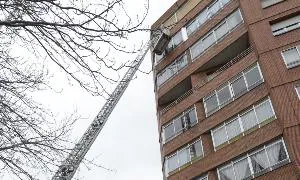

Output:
xmin=177 ymin=54 xmax=188 ymax=70
xmin=185 ymin=108 xmax=197 ymax=127
xmin=282 ymin=47 xmax=300 ymax=68
xmin=226 ymin=118 xmax=242 ymax=140
xmin=191 ymin=41 xmax=204 ymax=59
xmin=250 ymin=149 xmax=269 ymax=173
xmin=240 ymin=110 xmax=258 ymax=132
xmin=165 ymin=139 xmax=203 ymax=176
xmin=174 ymin=117 xmax=184 ymax=134
xmin=202 ymin=32 xmax=216 ymax=51
xmin=215 ymin=21 xmax=229 ymax=40
xmin=207 ymin=1 xmax=220 ymax=19
xmin=167 ymin=154 xmax=178 ymax=172
xmin=261 ymin=0 xmax=284 ymax=8
xmin=217 ymin=139 xmax=290 ymax=180
xmin=255 ymin=100 xmax=275 ymax=123
xmin=164 ymin=123 xmax=174 ymax=141
xmin=193 ymin=141 xmax=203 ymax=158
xmin=245 ymin=66 xmax=262 ymax=89
xmin=178 ymin=147 xmax=189 ymax=166
xmin=187 ymin=19 xmax=200 ymax=36
xmin=212 ymin=126 xmax=228 ymax=147
xmin=233 ymin=158 xmax=251 ymax=180
xmin=217 ymin=84 xmax=232 ymax=106
xmin=204 ymin=93 xmax=218 ymax=114
xmin=219 ymin=0 xmax=230 ymax=6
xmin=266 ymin=141 xmax=288 ymax=167
xmin=227 ymin=10 xmax=243 ymax=30
xmin=271 ymin=14 xmax=300 ymax=36
xmin=231 ymin=75 xmax=247 ymax=97
xmin=219 ymin=165 xmax=235 ymax=180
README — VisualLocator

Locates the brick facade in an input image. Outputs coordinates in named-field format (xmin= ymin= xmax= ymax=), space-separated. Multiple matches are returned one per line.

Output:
xmin=152 ymin=0 xmax=300 ymax=179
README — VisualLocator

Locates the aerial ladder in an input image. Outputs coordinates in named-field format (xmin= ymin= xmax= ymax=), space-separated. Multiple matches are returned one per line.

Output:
xmin=52 ymin=29 xmax=170 ymax=180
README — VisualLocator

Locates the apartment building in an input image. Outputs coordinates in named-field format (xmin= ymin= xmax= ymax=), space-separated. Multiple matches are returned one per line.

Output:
xmin=151 ymin=0 xmax=300 ymax=179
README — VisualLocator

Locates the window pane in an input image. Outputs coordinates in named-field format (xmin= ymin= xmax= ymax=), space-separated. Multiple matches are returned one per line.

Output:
xmin=245 ymin=66 xmax=262 ymax=89
xmin=227 ymin=10 xmax=243 ymax=30
xmin=220 ymin=0 xmax=230 ymax=6
xmin=215 ymin=21 xmax=229 ymax=40
xmin=204 ymin=93 xmax=219 ymax=114
xmin=240 ymin=110 xmax=258 ymax=131
xmin=217 ymin=85 xmax=232 ymax=106
xmin=233 ymin=158 xmax=251 ymax=180
xmin=164 ymin=123 xmax=174 ymax=141
xmin=255 ymin=100 xmax=275 ymax=124
xmin=167 ymin=155 xmax=178 ymax=172
xmin=177 ymin=54 xmax=188 ymax=70
xmin=250 ymin=149 xmax=269 ymax=174
xmin=202 ymin=32 xmax=216 ymax=51
xmin=282 ymin=47 xmax=300 ymax=68
xmin=231 ymin=75 xmax=247 ymax=97
xmin=207 ymin=1 xmax=220 ymax=19
xmin=174 ymin=117 xmax=184 ymax=134
xmin=190 ymin=141 xmax=203 ymax=160
xmin=191 ymin=41 xmax=204 ymax=59
xmin=178 ymin=147 xmax=190 ymax=166
xmin=212 ymin=126 xmax=228 ymax=147
xmin=219 ymin=165 xmax=235 ymax=180
xmin=172 ymin=31 xmax=183 ymax=48
xmin=226 ymin=118 xmax=242 ymax=140
xmin=266 ymin=141 xmax=288 ymax=167
xmin=261 ymin=0 xmax=284 ymax=8
xmin=185 ymin=108 xmax=197 ymax=127
xmin=197 ymin=12 xmax=207 ymax=26
xmin=187 ymin=20 xmax=199 ymax=36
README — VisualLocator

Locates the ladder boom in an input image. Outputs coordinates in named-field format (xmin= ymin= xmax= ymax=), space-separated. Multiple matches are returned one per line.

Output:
xmin=52 ymin=29 xmax=168 ymax=180
xmin=52 ymin=40 xmax=151 ymax=180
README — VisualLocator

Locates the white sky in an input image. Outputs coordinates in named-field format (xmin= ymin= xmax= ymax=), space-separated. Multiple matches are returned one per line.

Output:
xmin=27 ymin=0 xmax=177 ymax=180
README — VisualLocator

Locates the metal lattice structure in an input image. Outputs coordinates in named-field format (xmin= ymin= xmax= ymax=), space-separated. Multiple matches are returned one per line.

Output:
xmin=52 ymin=30 xmax=168 ymax=180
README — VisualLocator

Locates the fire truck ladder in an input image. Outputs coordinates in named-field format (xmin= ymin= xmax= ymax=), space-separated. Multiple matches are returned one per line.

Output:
xmin=52 ymin=29 xmax=170 ymax=180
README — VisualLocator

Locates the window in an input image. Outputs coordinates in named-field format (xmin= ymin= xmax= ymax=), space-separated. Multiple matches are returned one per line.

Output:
xmin=162 ymin=107 xmax=198 ymax=143
xmin=156 ymin=53 xmax=188 ymax=87
xmin=271 ymin=14 xmax=300 ymax=36
xmin=165 ymin=139 xmax=204 ymax=176
xmin=295 ymin=85 xmax=300 ymax=99
xmin=211 ymin=98 xmax=276 ymax=150
xmin=281 ymin=45 xmax=300 ymax=69
xmin=186 ymin=0 xmax=232 ymax=36
xmin=261 ymin=0 xmax=285 ymax=8
xmin=217 ymin=139 xmax=290 ymax=180
xmin=167 ymin=30 xmax=184 ymax=52
xmin=190 ymin=9 xmax=243 ymax=60
xmin=194 ymin=175 xmax=208 ymax=180
xmin=204 ymin=63 xmax=263 ymax=117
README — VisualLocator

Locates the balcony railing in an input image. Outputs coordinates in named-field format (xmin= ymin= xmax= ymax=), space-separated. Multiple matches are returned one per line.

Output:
xmin=158 ymin=46 xmax=253 ymax=116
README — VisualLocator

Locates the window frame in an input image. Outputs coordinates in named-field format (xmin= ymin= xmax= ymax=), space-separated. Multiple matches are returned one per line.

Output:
xmin=261 ymin=0 xmax=285 ymax=9
xmin=281 ymin=45 xmax=300 ymax=69
xmin=162 ymin=105 xmax=199 ymax=144
xmin=190 ymin=8 xmax=244 ymax=60
xmin=164 ymin=138 xmax=204 ymax=176
xmin=271 ymin=14 xmax=300 ymax=36
xmin=217 ymin=138 xmax=290 ymax=180
xmin=203 ymin=63 xmax=264 ymax=117
xmin=211 ymin=98 xmax=276 ymax=151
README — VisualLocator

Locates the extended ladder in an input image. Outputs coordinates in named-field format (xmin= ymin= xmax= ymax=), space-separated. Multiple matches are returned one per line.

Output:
xmin=52 ymin=30 xmax=169 ymax=180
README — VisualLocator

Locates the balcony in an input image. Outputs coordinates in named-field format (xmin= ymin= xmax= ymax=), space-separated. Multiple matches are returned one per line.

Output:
xmin=158 ymin=37 xmax=253 ymax=116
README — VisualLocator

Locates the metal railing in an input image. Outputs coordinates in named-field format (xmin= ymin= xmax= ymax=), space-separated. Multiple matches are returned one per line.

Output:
xmin=159 ymin=46 xmax=254 ymax=116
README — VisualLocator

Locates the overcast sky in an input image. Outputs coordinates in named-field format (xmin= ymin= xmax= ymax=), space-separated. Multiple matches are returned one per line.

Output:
xmin=28 ymin=0 xmax=177 ymax=180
